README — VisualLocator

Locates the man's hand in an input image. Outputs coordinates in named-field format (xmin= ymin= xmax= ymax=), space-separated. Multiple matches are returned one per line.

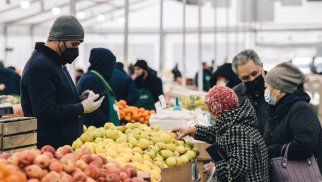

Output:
xmin=203 ymin=162 xmax=216 ymax=176
xmin=81 ymin=91 xmax=104 ymax=114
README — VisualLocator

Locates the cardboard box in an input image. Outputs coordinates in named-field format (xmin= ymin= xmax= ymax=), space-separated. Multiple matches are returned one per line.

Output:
xmin=161 ymin=162 xmax=193 ymax=182
xmin=194 ymin=142 xmax=212 ymax=161
xmin=0 ymin=117 xmax=37 ymax=152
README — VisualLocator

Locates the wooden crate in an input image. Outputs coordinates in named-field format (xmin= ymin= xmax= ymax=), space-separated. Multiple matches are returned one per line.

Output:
xmin=0 ymin=117 xmax=37 ymax=152
xmin=161 ymin=162 xmax=193 ymax=182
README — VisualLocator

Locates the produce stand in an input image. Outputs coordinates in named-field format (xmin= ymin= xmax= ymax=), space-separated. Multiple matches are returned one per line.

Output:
xmin=194 ymin=142 xmax=212 ymax=182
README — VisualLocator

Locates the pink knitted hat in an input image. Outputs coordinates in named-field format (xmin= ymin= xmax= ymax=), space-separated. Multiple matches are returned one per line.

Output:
xmin=205 ymin=85 xmax=239 ymax=116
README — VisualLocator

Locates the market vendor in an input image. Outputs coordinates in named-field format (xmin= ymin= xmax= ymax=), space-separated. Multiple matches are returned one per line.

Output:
xmin=21 ymin=16 xmax=104 ymax=149
xmin=77 ymin=48 xmax=120 ymax=127
xmin=134 ymin=60 xmax=163 ymax=110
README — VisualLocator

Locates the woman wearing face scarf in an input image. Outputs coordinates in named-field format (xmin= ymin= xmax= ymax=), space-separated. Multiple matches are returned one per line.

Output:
xmin=173 ymin=86 xmax=269 ymax=182
xmin=77 ymin=48 xmax=121 ymax=127
xmin=209 ymin=63 xmax=241 ymax=88
xmin=21 ymin=16 xmax=104 ymax=149
xmin=263 ymin=62 xmax=322 ymax=174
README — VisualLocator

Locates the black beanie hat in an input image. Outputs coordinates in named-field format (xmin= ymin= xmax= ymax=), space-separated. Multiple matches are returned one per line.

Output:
xmin=134 ymin=60 xmax=148 ymax=70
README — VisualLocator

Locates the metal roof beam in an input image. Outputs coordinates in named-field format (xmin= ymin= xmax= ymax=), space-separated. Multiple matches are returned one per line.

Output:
xmin=0 ymin=0 xmax=40 ymax=15
xmin=31 ymin=0 xmax=116 ymax=27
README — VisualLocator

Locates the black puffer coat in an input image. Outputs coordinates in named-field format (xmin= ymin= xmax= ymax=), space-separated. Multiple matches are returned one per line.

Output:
xmin=195 ymin=99 xmax=270 ymax=182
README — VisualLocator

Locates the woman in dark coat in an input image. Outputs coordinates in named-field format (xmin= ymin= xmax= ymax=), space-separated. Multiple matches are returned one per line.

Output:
xmin=210 ymin=63 xmax=241 ymax=88
xmin=264 ymin=62 xmax=322 ymax=174
xmin=173 ymin=85 xmax=269 ymax=182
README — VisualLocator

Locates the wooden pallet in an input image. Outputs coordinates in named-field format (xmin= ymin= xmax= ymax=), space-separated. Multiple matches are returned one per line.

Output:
xmin=0 ymin=117 xmax=37 ymax=152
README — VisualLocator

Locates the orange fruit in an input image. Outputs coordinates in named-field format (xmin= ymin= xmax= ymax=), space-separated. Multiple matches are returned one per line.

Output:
xmin=119 ymin=100 xmax=127 ymax=106
xmin=0 ymin=165 xmax=9 ymax=178
xmin=139 ymin=108 xmax=145 ymax=112
xmin=139 ymin=118 xmax=144 ymax=123
xmin=150 ymin=110 xmax=156 ymax=114
xmin=125 ymin=116 xmax=131 ymax=121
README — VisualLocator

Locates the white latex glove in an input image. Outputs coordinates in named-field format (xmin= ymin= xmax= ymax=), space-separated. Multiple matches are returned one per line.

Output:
xmin=81 ymin=91 xmax=104 ymax=114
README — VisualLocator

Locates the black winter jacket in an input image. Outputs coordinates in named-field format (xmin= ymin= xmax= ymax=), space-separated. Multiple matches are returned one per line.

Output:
xmin=134 ymin=72 xmax=163 ymax=102
xmin=264 ymin=87 xmax=322 ymax=174
xmin=109 ymin=69 xmax=139 ymax=105
xmin=77 ymin=48 xmax=116 ymax=128
xmin=0 ymin=67 xmax=21 ymax=96
xmin=195 ymin=99 xmax=269 ymax=182
xmin=21 ymin=42 xmax=84 ymax=149
xmin=233 ymin=82 xmax=269 ymax=136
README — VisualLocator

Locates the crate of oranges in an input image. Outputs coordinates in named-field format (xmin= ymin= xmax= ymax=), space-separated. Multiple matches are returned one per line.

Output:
xmin=116 ymin=100 xmax=156 ymax=125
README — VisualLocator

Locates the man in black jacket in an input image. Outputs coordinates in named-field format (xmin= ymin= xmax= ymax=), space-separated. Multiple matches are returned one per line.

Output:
xmin=232 ymin=49 xmax=269 ymax=136
xmin=21 ymin=16 xmax=104 ymax=149
xmin=0 ymin=61 xmax=21 ymax=96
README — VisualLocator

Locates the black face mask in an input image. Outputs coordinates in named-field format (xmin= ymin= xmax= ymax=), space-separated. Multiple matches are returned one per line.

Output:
xmin=244 ymin=75 xmax=265 ymax=93
xmin=59 ymin=42 xmax=79 ymax=64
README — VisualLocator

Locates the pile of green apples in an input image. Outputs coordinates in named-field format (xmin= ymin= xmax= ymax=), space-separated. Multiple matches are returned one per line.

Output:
xmin=72 ymin=123 xmax=199 ymax=182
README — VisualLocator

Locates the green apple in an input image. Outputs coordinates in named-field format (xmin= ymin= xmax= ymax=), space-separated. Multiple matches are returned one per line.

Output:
xmin=104 ymin=123 xmax=115 ymax=130
xmin=161 ymin=134 xmax=172 ymax=144
xmin=125 ymin=122 xmax=134 ymax=129
xmin=153 ymin=160 xmax=164 ymax=168
xmin=128 ymin=135 xmax=138 ymax=147
xmin=117 ymin=125 xmax=126 ymax=133
xmin=72 ymin=139 xmax=83 ymax=150
xmin=144 ymin=150 xmax=156 ymax=159
xmin=132 ymin=147 xmax=143 ymax=155
xmin=80 ymin=132 xmax=94 ymax=143
xmin=185 ymin=141 xmax=194 ymax=148
xmin=185 ymin=151 xmax=197 ymax=160
xmin=115 ymin=134 xmax=127 ymax=143
xmin=153 ymin=155 xmax=164 ymax=162
xmin=165 ymin=157 xmax=177 ymax=167
xmin=166 ymin=144 xmax=175 ymax=151
xmin=159 ymin=150 xmax=173 ymax=160
xmin=177 ymin=140 xmax=185 ymax=146
xmin=136 ymin=138 xmax=150 ymax=150
xmin=192 ymin=148 xmax=200 ymax=156
xmin=105 ymin=130 xmax=120 ymax=141
xmin=148 ymin=145 xmax=160 ymax=153
xmin=155 ymin=142 xmax=167 ymax=150
xmin=94 ymin=137 xmax=104 ymax=143
xmin=87 ymin=125 xmax=96 ymax=131
xmin=151 ymin=126 xmax=161 ymax=132
xmin=151 ymin=137 xmax=162 ymax=144
xmin=176 ymin=157 xmax=184 ymax=165
xmin=173 ymin=151 xmax=180 ymax=157
xmin=179 ymin=155 xmax=190 ymax=164
xmin=175 ymin=145 xmax=187 ymax=155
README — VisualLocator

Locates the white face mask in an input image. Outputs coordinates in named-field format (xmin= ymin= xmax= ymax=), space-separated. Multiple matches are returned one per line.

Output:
xmin=218 ymin=80 xmax=227 ymax=86
xmin=264 ymin=89 xmax=277 ymax=105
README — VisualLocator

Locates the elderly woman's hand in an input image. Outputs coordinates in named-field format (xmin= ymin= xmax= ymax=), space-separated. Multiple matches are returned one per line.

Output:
xmin=203 ymin=162 xmax=216 ymax=176
xmin=172 ymin=127 xmax=196 ymax=139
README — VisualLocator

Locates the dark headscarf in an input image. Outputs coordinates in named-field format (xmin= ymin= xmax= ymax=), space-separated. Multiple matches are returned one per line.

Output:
xmin=88 ymin=48 xmax=116 ymax=81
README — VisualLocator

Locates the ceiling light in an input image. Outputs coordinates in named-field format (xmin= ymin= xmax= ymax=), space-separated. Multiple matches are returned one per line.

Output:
xmin=97 ymin=14 xmax=105 ymax=22
xmin=20 ymin=0 xmax=30 ymax=9
xmin=52 ymin=7 xmax=61 ymax=15
xmin=77 ymin=12 xmax=86 ymax=19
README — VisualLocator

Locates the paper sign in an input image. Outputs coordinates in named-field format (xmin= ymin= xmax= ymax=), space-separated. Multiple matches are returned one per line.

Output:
xmin=154 ymin=102 xmax=162 ymax=113
xmin=158 ymin=95 xmax=167 ymax=109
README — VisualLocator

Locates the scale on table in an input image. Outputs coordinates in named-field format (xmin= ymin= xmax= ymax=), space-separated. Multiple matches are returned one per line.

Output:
xmin=0 ymin=96 xmax=14 ymax=117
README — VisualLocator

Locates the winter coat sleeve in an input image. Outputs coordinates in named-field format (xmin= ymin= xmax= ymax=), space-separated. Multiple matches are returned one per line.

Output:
xmin=151 ymin=78 xmax=163 ymax=102
xmin=215 ymin=128 xmax=254 ymax=181
xmin=125 ymin=77 xmax=139 ymax=105
xmin=78 ymin=78 xmax=110 ymax=126
xmin=194 ymin=125 xmax=217 ymax=144
xmin=270 ymin=103 xmax=321 ymax=160
xmin=26 ymin=63 xmax=83 ymax=126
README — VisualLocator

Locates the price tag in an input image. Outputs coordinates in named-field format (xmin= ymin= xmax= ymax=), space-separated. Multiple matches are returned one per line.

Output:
xmin=154 ymin=102 xmax=162 ymax=113
xmin=158 ymin=95 xmax=167 ymax=109
xmin=113 ymin=103 xmax=120 ymax=120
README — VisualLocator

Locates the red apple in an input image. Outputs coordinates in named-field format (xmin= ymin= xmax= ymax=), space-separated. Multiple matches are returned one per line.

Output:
xmin=60 ymin=153 xmax=78 ymax=163
xmin=120 ymin=171 xmax=129 ymax=181
xmin=19 ymin=150 xmax=36 ymax=165
xmin=0 ymin=152 xmax=11 ymax=159
xmin=76 ymin=160 xmax=88 ymax=171
xmin=131 ymin=177 xmax=145 ymax=182
xmin=40 ymin=145 xmax=56 ymax=155
xmin=62 ymin=160 xmax=76 ymax=173
xmin=34 ymin=154 xmax=50 ymax=168
xmin=42 ymin=152 xmax=54 ymax=159
xmin=106 ymin=173 xmax=120 ymax=182
xmin=27 ymin=179 xmax=40 ymax=182
xmin=72 ymin=170 xmax=87 ymax=182
xmin=80 ymin=154 xmax=93 ymax=164
xmin=96 ymin=155 xmax=108 ymax=165
xmin=24 ymin=164 xmax=43 ymax=179
xmin=49 ymin=161 xmax=63 ymax=173
xmin=84 ymin=164 xmax=100 ymax=180
xmin=78 ymin=147 xmax=92 ymax=156
xmin=40 ymin=171 xmax=60 ymax=182
xmin=60 ymin=172 xmax=73 ymax=182
xmin=107 ymin=166 xmax=120 ymax=174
